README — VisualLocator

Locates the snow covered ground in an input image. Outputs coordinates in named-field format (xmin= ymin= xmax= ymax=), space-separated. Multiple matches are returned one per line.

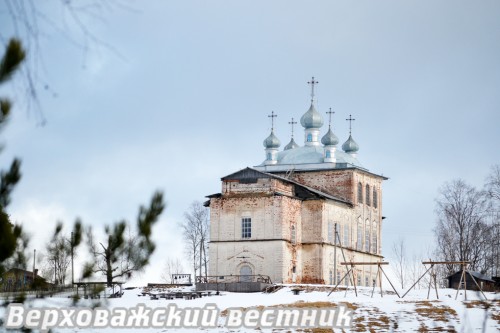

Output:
xmin=1 ymin=284 xmax=499 ymax=332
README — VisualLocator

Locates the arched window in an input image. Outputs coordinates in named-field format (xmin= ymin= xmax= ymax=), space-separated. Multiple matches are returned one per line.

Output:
xmin=307 ymin=133 xmax=312 ymax=142
xmin=357 ymin=182 xmax=363 ymax=204
xmin=365 ymin=184 xmax=371 ymax=206
xmin=372 ymin=221 xmax=377 ymax=253
xmin=267 ymin=153 xmax=272 ymax=161
xmin=240 ymin=265 xmax=252 ymax=282
xmin=365 ymin=220 xmax=370 ymax=252
xmin=343 ymin=223 xmax=349 ymax=247
xmin=325 ymin=150 xmax=331 ymax=158
xmin=328 ymin=222 xmax=333 ymax=243
xmin=373 ymin=189 xmax=378 ymax=208
xmin=291 ymin=225 xmax=296 ymax=244
xmin=357 ymin=218 xmax=363 ymax=251
xmin=329 ymin=270 xmax=333 ymax=285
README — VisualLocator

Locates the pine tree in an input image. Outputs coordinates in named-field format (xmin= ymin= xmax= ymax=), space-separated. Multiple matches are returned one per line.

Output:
xmin=87 ymin=191 xmax=165 ymax=286
xmin=0 ymin=38 xmax=26 ymax=275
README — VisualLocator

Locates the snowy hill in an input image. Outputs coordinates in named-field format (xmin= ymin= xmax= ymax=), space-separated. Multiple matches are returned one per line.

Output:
xmin=1 ymin=285 xmax=499 ymax=332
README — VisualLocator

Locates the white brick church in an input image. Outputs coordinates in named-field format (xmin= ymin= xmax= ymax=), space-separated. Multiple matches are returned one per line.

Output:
xmin=206 ymin=78 xmax=387 ymax=286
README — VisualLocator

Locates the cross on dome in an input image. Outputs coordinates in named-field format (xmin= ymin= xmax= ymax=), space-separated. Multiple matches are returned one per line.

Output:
xmin=326 ymin=108 xmax=335 ymax=129
xmin=346 ymin=114 xmax=356 ymax=135
xmin=307 ymin=76 xmax=318 ymax=101
xmin=288 ymin=117 xmax=297 ymax=138
xmin=268 ymin=111 xmax=277 ymax=130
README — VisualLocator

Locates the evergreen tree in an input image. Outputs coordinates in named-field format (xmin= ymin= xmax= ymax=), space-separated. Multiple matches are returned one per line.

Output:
xmin=87 ymin=191 xmax=165 ymax=286
xmin=0 ymin=38 xmax=26 ymax=275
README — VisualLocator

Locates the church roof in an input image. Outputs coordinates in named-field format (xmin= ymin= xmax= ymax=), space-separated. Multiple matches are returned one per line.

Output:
xmin=218 ymin=167 xmax=352 ymax=205
xmin=255 ymin=145 xmax=363 ymax=172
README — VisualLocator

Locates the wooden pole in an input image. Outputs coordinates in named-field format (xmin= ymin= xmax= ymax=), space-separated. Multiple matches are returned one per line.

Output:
xmin=401 ymin=264 xmax=433 ymax=298
xmin=379 ymin=266 xmax=401 ymax=298
xmin=455 ymin=266 xmax=466 ymax=300
xmin=467 ymin=271 xmax=488 ymax=300
xmin=370 ymin=265 xmax=378 ymax=298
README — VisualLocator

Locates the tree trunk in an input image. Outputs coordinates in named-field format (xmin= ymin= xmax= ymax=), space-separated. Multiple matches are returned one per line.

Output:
xmin=106 ymin=250 xmax=113 ymax=287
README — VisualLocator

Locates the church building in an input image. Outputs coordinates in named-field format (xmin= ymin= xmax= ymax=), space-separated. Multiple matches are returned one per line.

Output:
xmin=206 ymin=78 xmax=387 ymax=286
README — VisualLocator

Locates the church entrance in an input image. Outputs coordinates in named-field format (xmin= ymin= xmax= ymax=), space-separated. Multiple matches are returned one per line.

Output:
xmin=240 ymin=265 xmax=252 ymax=282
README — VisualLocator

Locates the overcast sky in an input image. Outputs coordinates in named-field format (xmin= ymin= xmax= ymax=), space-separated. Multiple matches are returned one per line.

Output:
xmin=1 ymin=0 xmax=499 ymax=284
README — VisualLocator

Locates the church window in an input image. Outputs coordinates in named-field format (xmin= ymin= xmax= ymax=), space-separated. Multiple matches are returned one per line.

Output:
xmin=357 ymin=218 xmax=363 ymax=251
xmin=372 ymin=221 xmax=377 ymax=253
xmin=365 ymin=220 xmax=370 ymax=252
xmin=292 ymin=266 xmax=296 ymax=274
xmin=291 ymin=225 xmax=296 ymax=244
xmin=242 ymin=218 xmax=251 ymax=239
xmin=267 ymin=153 xmax=272 ymax=161
xmin=373 ymin=189 xmax=378 ymax=208
xmin=329 ymin=270 xmax=333 ymax=285
xmin=307 ymin=133 xmax=312 ymax=142
xmin=328 ymin=222 xmax=333 ymax=243
xmin=357 ymin=274 xmax=361 ymax=287
xmin=325 ymin=150 xmax=331 ymax=158
xmin=357 ymin=183 xmax=363 ymax=204
xmin=343 ymin=224 xmax=349 ymax=247
xmin=365 ymin=184 xmax=371 ymax=206
xmin=365 ymin=276 xmax=369 ymax=287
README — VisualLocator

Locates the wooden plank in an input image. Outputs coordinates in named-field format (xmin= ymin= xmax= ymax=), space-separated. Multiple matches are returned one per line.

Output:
xmin=421 ymin=261 xmax=469 ymax=265
xmin=340 ymin=262 xmax=389 ymax=265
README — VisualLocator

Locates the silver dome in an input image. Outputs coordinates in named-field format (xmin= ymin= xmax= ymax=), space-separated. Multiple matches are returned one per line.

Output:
xmin=300 ymin=103 xmax=324 ymax=129
xmin=321 ymin=128 xmax=339 ymax=146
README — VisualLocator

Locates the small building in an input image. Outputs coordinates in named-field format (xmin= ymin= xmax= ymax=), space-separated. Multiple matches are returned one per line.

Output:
xmin=446 ymin=271 xmax=496 ymax=292
xmin=493 ymin=276 xmax=500 ymax=290
xmin=1 ymin=268 xmax=48 ymax=292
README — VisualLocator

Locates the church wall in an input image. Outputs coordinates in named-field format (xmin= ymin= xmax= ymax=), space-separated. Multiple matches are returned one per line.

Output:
xmin=209 ymin=169 xmax=385 ymax=285
xmin=297 ymin=198 xmax=383 ymax=285
xmin=322 ymin=245 xmax=382 ymax=287
xmin=301 ymin=200 xmax=324 ymax=243
xmin=352 ymin=171 xmax=384 ymax=255
xmin=209 ymin=179 xmax=304 ymax=283
xmin=222 ymin=178 xmax=294 ymax=197
xmin=284 ymin=170 xmax=355 ymax=202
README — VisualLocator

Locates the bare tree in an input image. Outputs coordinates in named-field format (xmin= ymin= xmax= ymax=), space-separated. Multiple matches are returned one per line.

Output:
xmin=44 ymin=220 xmax=83 ymax=285
xmin=485 ymin=165 xmax=500 ymax=276
xmin=485 ymin=165 xmax=500 ymax=202
xmin=87 ymin=191 xmax=164 ymax=286
xmin=181 ymin=201 xmax=209 ymax=281
xmin=160 ymin=257 xmax=184 ymax=283
xmin=434 ymin=179 xmax=491 ymax=275
xmin=391 ymin=238 xmax=407 ymax=289
xmin=407 ymin=253 xmax=429 ymax=289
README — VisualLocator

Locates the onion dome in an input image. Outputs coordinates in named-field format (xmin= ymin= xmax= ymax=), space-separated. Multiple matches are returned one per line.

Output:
xmin=321 ymin=128 xmax=339 ymax=146
xmin=284 ymin=138 xmax=299 ymax=150
xmin=263 ymin=130 xmax=281 ymax=149
xmin=300 ymin=103 xmax=324 ymax=129
xmin=342 ymin=134 xmax=359 ymax=153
